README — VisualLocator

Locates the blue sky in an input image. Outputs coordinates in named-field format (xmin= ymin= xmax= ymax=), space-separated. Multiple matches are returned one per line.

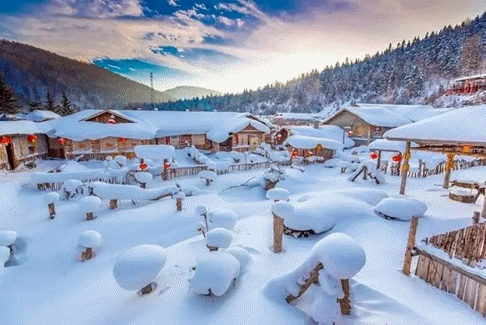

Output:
xmin=0 ymin=0 xmax=485 ymax=93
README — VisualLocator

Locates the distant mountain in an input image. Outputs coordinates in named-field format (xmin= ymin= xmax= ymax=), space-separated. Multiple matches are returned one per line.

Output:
xmin=162 ymin=86 xmax=220 ymax=101
xmin=154 ymin=11 xmax=486 ymax=114
xmin=0 ymin=39 xmax=218 ymax=110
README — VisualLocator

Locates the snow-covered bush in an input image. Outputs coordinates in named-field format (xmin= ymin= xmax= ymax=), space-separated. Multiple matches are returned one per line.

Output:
xmin=78 ymin=196 xmax=101 ymax=220
xmin=0 ymin=246 xmax=10 ymax=267
xmin=113 ymin=244 xmax=167 ymax=295
xmin=206 ymin=228 xmax=233 ymax=251
xmin=263 ymin=165 xmax=286 ymax=190
xmin=207 ymin=209 xmax=237 ymax=231
xmin=135 ymin=172 xmax=153 ymax=188
xmin=198 ymin=170 xmax=217 ymax=186
xmin=225 ymin=247 xmax=252 ymax=274
xmin=115 ymin=155 xmax=127 ymax=167
xmin=312 ymin=233 xmax=366 ymax=279
xmin=266 ymin=188 xmax=290 ymax=202
xmin=43 ymin=192 xmax=60 ymax=219
xmin=78 ymin=230 xmax=101 ymax=261
xmin=190 ymin=252 xmax=240 ymax=296
xmin=63 ymin=179 xmax=83 ymax=199
xmin=373 ymin=198 xmax=427 ymax=221
xmin=0 ymin=231 xmax=17 ymax=247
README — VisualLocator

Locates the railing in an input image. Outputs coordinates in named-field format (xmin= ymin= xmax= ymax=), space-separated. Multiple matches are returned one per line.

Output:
xmin=382 ymin=158 xmax=486 ymax=178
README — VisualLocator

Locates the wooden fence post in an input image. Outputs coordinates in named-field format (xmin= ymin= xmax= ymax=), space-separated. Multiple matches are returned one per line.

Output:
xmin=443 ymin=153 xmax=455 ymax=189
xmin=273 ymin=212 xmax=284 ymax=253
xmin=109 ymin=199 xmax=118 ymax=210
xmin=399 ymin=142 xmax=411 ymax=195
xmin=403 ymin=216 xmax=419 ymax=275
xmin=48 ymin=203 xmax=56 ymax=219
xmin=473 ymin=211 xmax=480 ymax=225
xmin=176 ymin=197 xmax=183 ymax=211
xmin=338 ymin=279 xmax=351 ymax=315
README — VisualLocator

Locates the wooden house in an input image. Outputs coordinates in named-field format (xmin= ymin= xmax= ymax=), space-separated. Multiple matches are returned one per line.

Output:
xmin=446 ymin=74 xmax=486 ymax=95
xmin=0 ymin=121 xmax=49 ymax=170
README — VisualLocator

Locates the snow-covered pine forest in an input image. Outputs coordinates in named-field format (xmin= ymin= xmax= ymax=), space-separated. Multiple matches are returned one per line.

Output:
xmin=146 ymin=12 xmax=486 ymax=115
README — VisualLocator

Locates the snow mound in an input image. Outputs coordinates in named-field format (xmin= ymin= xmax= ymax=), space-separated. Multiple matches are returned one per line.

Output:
xmin=195 ymin=205 xmax=208 ymax=216
xmin=225 ymin=247 xmax=252 ymax=274
xmin=266 ymin=188 xmax=290 ymax=201
xmin=64 ymin=179 xmax=82 ymax=192
xmin=207 ymin=209 xmax=237 ymax=231
xmin=90 ymin=182 xmax=177 ymax=200
xmin=78 ymin=196 xmax=102 ymax=213
xmin=271 ymin=202 xmax=294 ymax=219
xmin=323 ymin=158 xmax=342 ymax=168
xmin=174 ymin=192 xmax=185 ymax=199
xmin=0 ymin=246 xmax=10 ymax=266
xmin=0 ymin=231 xmax=17 ymax=247
xmin=374 ymin=197 xmax=427 ymax=221
xmin=43 ymin=192 xmax=60 ymax=204
xmin=190 ymin=252 xmax=240 ymax=296
xmin=312 ymin=233 xmax=366 ymax=279
xmin=206 ymin=228 xmax=233 ymax=249
xmin=198 ymin=170 xmax=217 ymax=181
xmin=115 ymin=155 xmax=127 ymax=166
xmin=285 ymin=200 xmax=336 ymax=233
xmin=78 ymin=231 xmax=102 ymax=248
xmin=113 ymin=244 xmax=167 ymax=291
xmin=297 ymin=188 xmax=389 ymax=206
xmin=135 ymin=172 xmax=153 ymax=184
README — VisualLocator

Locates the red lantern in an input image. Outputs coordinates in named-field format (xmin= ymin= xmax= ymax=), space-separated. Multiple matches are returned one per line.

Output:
xmin=139 ymin=163 xmax=148 ymax=171
xmin=164 ymin=161 xmax=172 ymax=170
xmin=347 ymin=130 xmax=354 ymax=137
xmin=57 ymin=138 xmax=67 ymax=146
xmin=370 ymin=152 xmax=378 ymax=160
xmin=107 ymin=115 xmax=116 ymax=124
xmin=27 ymin=134 xmax=37 ymax=143
xmin=392 ymin=154 xmax=402 ymax=163
xmin=292 ymin=150 xmax=298 ymax=158
xmin=0 ymin=136 xmax=11 ymax=144
xmin=118 ymin=137 xmax=126 ymax=144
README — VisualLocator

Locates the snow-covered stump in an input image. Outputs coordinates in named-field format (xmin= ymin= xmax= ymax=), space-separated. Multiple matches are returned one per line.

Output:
xmin=266 ymin=188 xmax=290 ymax=203
xmin=135 ymin=172 xmax=153 ymax=189
xmin=206 ymin=228 xmax=233 ymax=251
xmin=373 ymin=198 xmax=427 ymax=221
xmin=78 ymin=196 xmax=101 ymax=221
xmin=190 ymin=252 xmax=240 ymax=296
xmin=271 ymin=202 xmax=294 ymax=253
xmin=207 ymin=209 xmax=237 ymax=231
xmin=0 ymin=231 xmax=17 ymax=255
xmin=78 ymin=230 xmax=101 ymax=262
xmin=113 ymin=245 xmax=167 ymax=296
xmin=175 ymin=192 xmax=185 ymax=211
xmin=43 ymin=192 xmax=59 ymax=219
xmin=402 ymin=216 xmax=419 ymax=276
xmin=109 ymin=199 xmax=118 ymax=210
xmin=198 ymin=170 xmax=217 ymax=186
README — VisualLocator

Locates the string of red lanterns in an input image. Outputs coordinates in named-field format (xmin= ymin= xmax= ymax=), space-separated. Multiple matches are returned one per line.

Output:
xmin=0 ymin=136 xmax=12 ymax=144
xmin=118 ymin=137 xmax=127 ymax=144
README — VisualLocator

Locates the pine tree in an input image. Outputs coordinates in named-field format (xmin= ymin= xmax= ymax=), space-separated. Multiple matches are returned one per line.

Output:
xmin=59 ymin=92 xmax=75 ymax=116
xmin=0 ymin=73 xmax=19 ymax=116
xmin=45 ymin=91 xmax=55 ymax=112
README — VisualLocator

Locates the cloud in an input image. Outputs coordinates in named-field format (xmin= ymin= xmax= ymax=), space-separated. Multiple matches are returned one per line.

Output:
xmin=168 ymin=0 xmax=179 ymax=7
xmin=50 ymin=0 xmax=144 ymax=18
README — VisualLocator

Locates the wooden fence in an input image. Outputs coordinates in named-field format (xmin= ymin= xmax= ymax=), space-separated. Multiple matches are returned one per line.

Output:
xmin=383 ymin=158 xmax=486 ymax=178
xmin=413 ymin=222 xmax=486 ymax=316
xmin=34 ymin=160 xmax=291 ymax=190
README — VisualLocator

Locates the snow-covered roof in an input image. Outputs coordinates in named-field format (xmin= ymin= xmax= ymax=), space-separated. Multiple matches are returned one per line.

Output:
xmin=277 ymin=113 xmax=317 ymax=121
xmin=26 ymin=110 xmax=61 ymax=122
xmin=0 ymin=120 xmax=52 ymax=136
xmin=384 ymin=105 xmax=486 ymax=145
xmin=290 ymin=125 xmax=354 ymax=149
xmin=324 ymin=103 xmax=449 ymax=127
xmin=44 ymin=110 xmax=271 ymax=143
xmin=368 ymin=139 xmax=419 ymax=152
xmin=455 ymin=74 xmax=486 ymax=82
xmin=284 ymin=135 xmax=344 ymax=151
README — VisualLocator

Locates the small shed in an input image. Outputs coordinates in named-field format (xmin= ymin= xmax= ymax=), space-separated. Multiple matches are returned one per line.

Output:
xmin=284 ymin=135 xmax=343 ymax=161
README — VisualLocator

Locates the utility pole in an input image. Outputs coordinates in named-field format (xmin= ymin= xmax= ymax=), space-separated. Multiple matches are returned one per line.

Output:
xmin=150 ymin=72 xmax=155 ymax=110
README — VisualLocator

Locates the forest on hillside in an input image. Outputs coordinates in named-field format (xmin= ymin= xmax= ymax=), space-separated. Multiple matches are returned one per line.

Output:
xmin=149 ymin=11 xmax=486 ymax=115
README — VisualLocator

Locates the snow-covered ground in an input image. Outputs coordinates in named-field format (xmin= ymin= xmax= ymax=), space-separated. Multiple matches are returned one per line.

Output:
xmin=1 ymin=159 xmax=486 ymax=324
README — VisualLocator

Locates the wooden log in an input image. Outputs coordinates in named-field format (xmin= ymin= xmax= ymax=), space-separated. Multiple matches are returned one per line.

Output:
xmin=338 ymin=279 xmax=351 ymax=315
xmin=475 ymin=284 xmax=486 ymax=316
xmin=273 ymin=213 xmax=284 ymax=253
xmin=403 ymin=216 xmax=419 ymax=275
xmin=286 ymin=263 xmax=323 ymax=303
xmin=109 ymin=199 xmax=118 ymax=210
xmin=48 ymin=203 xmax=56 ymax=219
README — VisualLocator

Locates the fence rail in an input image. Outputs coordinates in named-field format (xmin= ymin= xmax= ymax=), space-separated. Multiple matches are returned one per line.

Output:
xmin=382 ymin=158 xmax=486 ymax=178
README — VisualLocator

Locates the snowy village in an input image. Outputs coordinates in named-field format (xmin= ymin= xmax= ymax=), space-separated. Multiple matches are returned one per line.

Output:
xmin=2 ymin=2 xmax=486 ymax=325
